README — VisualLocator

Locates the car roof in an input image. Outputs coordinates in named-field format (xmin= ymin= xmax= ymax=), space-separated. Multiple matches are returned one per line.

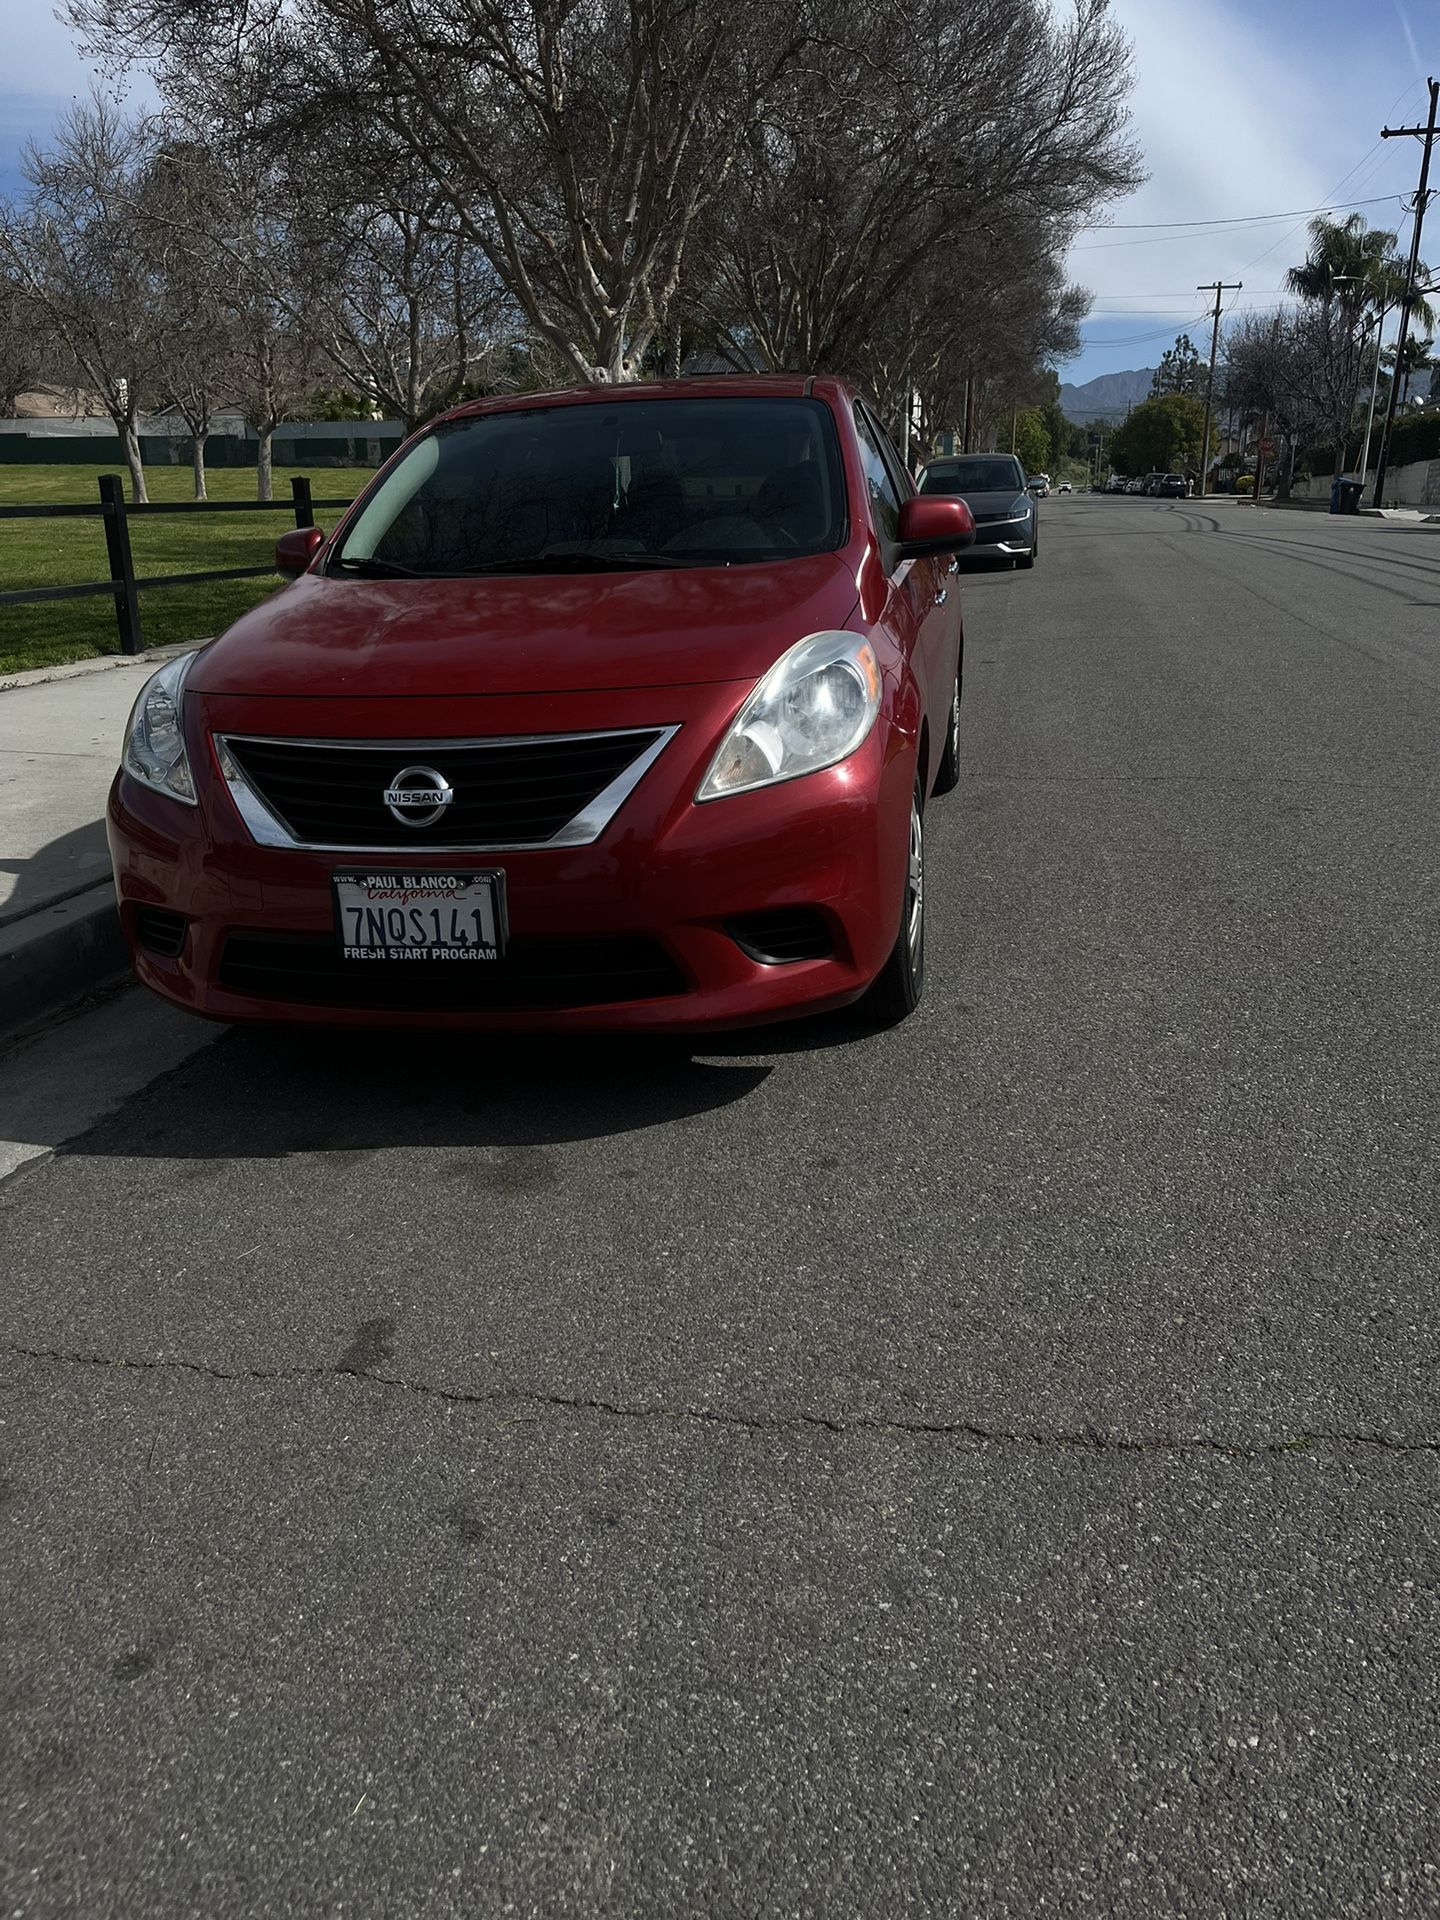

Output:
xmin=437 ymin=373 xmax=851 ymax=425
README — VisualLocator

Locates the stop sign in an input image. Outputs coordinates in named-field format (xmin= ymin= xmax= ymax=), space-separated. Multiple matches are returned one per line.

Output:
xmin=1259 ymin=438 xmax=1275 ymax=458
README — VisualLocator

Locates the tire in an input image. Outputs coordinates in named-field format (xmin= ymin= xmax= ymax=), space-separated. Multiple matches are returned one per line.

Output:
xmin=1018 ymin=540 xmax=1037 ymax=569
xmin=933 ymin=662 xmax=962 ymax=795
xmin=857 ymin=781 xmax=926 ymax=1026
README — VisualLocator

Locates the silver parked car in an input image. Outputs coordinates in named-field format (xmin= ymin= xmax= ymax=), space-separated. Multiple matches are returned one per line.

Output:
xmin=916 ymin=452 xmax=1038 ymax=569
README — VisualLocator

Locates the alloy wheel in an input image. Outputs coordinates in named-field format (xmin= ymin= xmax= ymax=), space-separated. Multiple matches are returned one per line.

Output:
xmin=906 ymin=794 xmax=924 ymax=975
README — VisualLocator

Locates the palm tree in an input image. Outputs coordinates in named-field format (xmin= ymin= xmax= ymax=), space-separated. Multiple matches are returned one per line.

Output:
xmin=1285 ymin=215 xmax=1433 ymax=469
xmin=1289 ymin=214 xmax=1396 ymax=306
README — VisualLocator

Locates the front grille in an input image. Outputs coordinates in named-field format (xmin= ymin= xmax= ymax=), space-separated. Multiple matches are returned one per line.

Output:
xmin=223 ymin=730 xmax=666 ymax=849
xmin=218 ymin=931 xmax=687 ymax=1011
xmin=134 ymin=906 xmax=189 ymax=958
xmin=726 ymin=907 xmax=833 ymax=965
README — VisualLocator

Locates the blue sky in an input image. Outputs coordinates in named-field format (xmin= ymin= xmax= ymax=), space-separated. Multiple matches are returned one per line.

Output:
xmin=0 ymin=0 xmax=152 ymax=204
xmin=2 ymin=0 xmax=1435 ymax=386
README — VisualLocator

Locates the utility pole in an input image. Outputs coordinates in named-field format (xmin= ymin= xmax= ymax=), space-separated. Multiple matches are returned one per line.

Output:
xmin=1250 ymin=313 xmax=1283 ymax=505
xmin=1253 ymin=408 xmax=1269 ymax=504
xmin=1196 ymin=280 xmax=1242 ymax=499
xmin=1372 ymin=76 xmax=1438 ymax=509
xmin=1358 ymin=302 xmax=1390 ymax=482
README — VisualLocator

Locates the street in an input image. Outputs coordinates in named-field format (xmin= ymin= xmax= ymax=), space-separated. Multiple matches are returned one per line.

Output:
xmin=3 ymin=495 xmax=1439 ymax=1916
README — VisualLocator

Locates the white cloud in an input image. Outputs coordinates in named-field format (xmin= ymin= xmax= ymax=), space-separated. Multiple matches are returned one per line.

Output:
xmin=1392 ymin=0 xmax=1425 ymax=87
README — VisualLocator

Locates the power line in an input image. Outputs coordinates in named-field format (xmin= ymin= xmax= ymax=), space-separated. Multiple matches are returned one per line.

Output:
xmin=1075 ymin=193 xmax=1403 ymax=238
xmin=1086 ymin=290 xmax=1285 ymax=303
xmin=1074 ymin=79 xmax=1430 ymax=311
xmin=1076 ymin=313 xmax=1210 ymax=345
xmin=1065 ymin=85 xmax=1432 ymax=383
xmin=1075 ymin=194 xmax=1413 ymax=249
xmin=1232 ymin=90 xmax=1426 ymax=277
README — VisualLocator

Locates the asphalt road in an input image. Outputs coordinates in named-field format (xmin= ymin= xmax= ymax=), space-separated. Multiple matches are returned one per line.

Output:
xmin=3 ymin=495 xmax=1439 ymax=1917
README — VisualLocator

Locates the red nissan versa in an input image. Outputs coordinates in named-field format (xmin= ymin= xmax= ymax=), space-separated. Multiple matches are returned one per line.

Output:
xmin=107 ymin=376 xmax=975 ymax=1033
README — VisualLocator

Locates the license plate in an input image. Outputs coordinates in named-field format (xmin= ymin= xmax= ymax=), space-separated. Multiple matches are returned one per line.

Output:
xmin=332 ymin=869 xmax=507 ymax=963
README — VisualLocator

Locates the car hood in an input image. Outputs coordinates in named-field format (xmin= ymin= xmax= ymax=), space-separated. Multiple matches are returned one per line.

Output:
xmin=189 ymin=554 xmax=862 ymax=698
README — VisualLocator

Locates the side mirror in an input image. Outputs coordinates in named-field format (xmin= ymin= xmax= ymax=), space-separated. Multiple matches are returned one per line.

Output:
xmin=276 ymin=526 xmax=325 ymax=580
xmin=895 ymin=494 xmax=974 ymax=559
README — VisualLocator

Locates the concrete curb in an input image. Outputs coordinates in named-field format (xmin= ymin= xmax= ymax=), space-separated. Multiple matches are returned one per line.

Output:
xmin=0 ymin=640 xmax=196 ymax=697
xmin=0 ymin=882 xmax=130 ymax=1041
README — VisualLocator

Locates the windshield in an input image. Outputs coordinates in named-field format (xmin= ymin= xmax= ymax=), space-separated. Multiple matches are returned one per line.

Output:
xmin=919 ymin=456 xmax=1025 ymax=495
xmin=331 ymin=396 xmax=846 ymax=576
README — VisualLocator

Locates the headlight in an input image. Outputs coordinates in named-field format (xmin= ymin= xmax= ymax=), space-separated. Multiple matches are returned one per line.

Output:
xmin=122 ymin=651 xmax=198 ymax=804
xmin=1011 ymin=496 xmax=1032 ymax=515
xmin=697 ymin=630 xmax=881 ymax=801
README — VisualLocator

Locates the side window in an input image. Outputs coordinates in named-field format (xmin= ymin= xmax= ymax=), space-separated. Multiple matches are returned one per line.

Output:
xmin=852 ymin=404 xmax=901 ymax=545
xmin=874 ymin=416 xmax=915 ymax=500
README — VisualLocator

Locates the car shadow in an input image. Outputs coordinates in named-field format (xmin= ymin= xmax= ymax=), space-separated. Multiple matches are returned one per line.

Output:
xmin=45 ymin=1009 xmax=879 ymax=1163
xmin=0 ymin=820 xmax=113 ymax=929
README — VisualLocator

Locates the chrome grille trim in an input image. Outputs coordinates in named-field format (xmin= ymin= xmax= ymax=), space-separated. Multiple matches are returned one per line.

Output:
xmin=213 ymin=725 xmax=681 ymax=853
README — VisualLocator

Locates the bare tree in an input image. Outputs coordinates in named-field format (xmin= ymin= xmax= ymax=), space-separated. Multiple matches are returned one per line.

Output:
xmin=0 ymin=272 xmax=50 ymax=416
xmin=0 ymin=101 xmax=168 ymax=500
xmin=228 ymin=301 xmax=320 ymax=502
xmin=700 ymin=0 xmax=1139 ymax=375
xmin=142 ymin=152 xmax=317 ymax=499
xmin=293 ymin=165 xmax=513 ymax=429
xmin=65 ymin=0 xmax=1139 ymax=419
xmin=71 ymin=0 xmax=809 ymax=383
xmin=156 ymin=52 xmax=322 ymax=499
xmin=138 ymin=140 xmax=236 ymax=496
xmin=900 ymin=231 xmax=1090 ymax=455
xmin=1224 ymin=312 xmax=1326 ymax=499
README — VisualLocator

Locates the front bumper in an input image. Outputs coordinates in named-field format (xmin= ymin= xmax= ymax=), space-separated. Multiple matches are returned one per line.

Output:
xmin=107 ymin=685 xmax=916 ymax=1032
xmin=965 ymin=517 xmax=1034 ymax=555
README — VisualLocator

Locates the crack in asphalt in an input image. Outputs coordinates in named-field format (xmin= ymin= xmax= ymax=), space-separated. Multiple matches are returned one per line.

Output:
xmin=3 ymin=1341 xmax=1437 ymax=1456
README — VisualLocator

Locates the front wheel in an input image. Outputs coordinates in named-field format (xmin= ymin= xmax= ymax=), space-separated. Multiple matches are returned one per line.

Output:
xmin=1018 ymin=542 xmax=1037 ymax=569
xmin=856 ymin=782 xmax=925 ymax=1026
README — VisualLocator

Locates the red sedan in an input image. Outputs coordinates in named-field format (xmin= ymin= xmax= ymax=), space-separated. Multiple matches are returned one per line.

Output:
xmin=108 ymin=376 xmax=973 ymax=1032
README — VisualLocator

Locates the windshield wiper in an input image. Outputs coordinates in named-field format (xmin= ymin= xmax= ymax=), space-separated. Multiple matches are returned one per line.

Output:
xmin=331 ymin=555 xmax=427 ymax=578
xmin=449 ymin=552 xmax=684 ymax=575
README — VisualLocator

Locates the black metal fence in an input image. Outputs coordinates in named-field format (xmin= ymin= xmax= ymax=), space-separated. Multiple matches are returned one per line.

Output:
xmin=0 ymin=475 xmax=355 ymax=656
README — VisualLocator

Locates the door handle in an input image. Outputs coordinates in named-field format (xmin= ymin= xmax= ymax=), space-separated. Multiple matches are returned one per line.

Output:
xmin=934 ymin=588 xmax=947 ymax=606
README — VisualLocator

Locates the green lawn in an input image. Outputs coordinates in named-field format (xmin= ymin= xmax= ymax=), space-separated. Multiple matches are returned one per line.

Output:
xmin=0 ymin=465 xmax=371 ymax=674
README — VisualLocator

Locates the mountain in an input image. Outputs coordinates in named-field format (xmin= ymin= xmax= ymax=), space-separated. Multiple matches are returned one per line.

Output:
xmin=1059 ymin=368 xmax=1156 ymax=423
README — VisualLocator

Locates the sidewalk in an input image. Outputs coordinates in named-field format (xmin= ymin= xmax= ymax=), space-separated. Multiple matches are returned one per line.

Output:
xmin=0 ymin=647 xmax=187 ymax=1037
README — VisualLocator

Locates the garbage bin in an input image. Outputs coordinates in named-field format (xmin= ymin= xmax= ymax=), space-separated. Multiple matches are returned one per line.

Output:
xmin=1331 ymin=476 xmax=1364 ymax=514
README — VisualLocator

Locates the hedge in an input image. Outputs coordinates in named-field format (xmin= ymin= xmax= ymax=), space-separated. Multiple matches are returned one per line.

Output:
xmin=1303 ymin=413 xmax=1439 ymax=476
xmin=1385 ymin=414 xmax=1440 ymax=466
